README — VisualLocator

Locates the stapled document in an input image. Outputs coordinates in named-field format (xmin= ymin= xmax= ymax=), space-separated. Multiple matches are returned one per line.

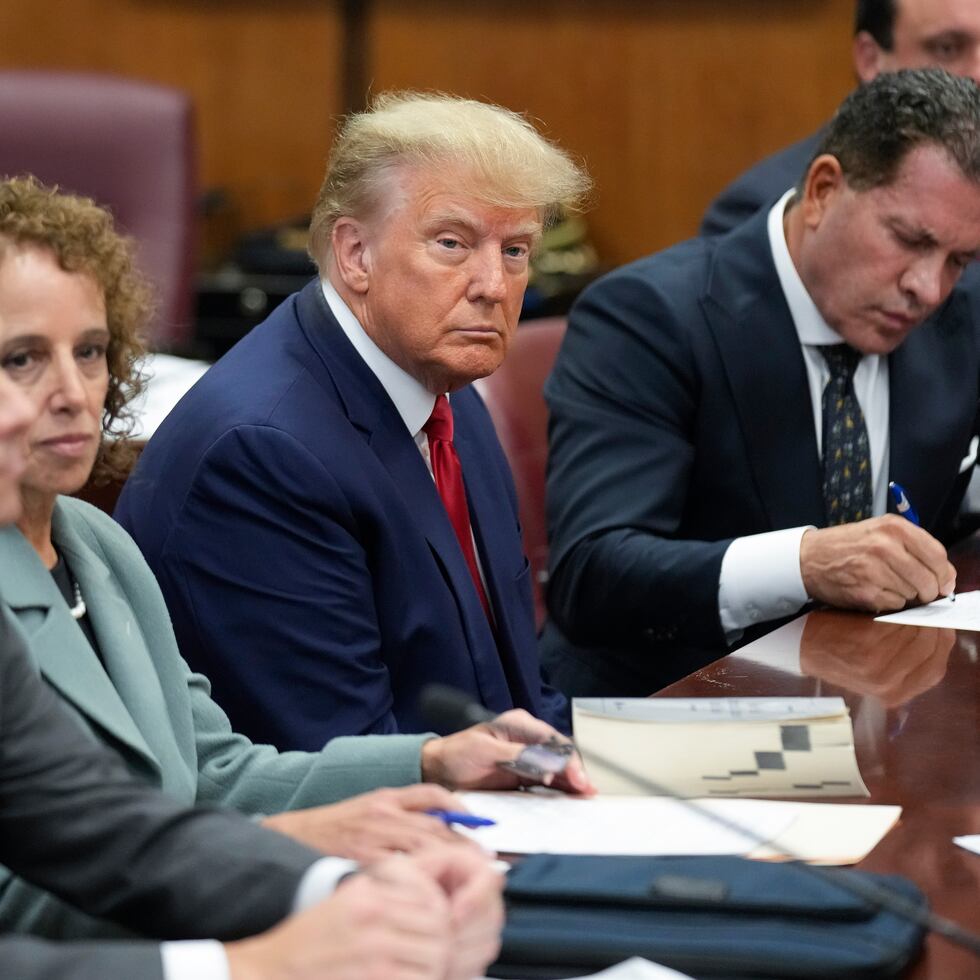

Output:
xmin=572 ymin=697 xmax=869 ymax=798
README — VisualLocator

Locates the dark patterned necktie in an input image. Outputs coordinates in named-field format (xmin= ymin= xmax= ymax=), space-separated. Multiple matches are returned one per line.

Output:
xmin=820 ymin=344 xmax=872 ymax=526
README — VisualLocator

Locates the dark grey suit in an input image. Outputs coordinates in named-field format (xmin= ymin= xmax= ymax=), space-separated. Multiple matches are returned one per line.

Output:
xmin=0 ymin=607 xmax=319 ymax=978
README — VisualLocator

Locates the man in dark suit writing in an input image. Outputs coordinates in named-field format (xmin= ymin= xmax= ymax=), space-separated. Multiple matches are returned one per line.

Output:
xmin=544 ymin=69 xmax=980 ymax=696
xmin=118 ymin=92 xmax=590 ymax=747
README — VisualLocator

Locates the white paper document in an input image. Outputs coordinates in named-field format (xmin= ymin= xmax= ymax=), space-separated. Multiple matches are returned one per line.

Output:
xmin=574 ymin=697 xmax=849 ymax=723
xmin=479 ymin=957 xmax=694 ymax=980
xmin=572 ymin=697 xmax=869 ymax=798
xmin=458 ymin=791 xmax=792 ymax=855
xmin=954 ymin=834 xmax=980 ymax=856
xmin=458 ymin=791 xmax=900 ymax=864
xmin=875 ymin=591 xmax=980 ymax=630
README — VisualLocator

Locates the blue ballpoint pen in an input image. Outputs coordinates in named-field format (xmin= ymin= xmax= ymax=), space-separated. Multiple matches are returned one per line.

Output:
xmin=888 ymin=480 xmax=919 ymax=525
xmin=888 ymin=481 xmax=955 ymax=601
xmin=425 ymin=808 xmax=496 ymax=829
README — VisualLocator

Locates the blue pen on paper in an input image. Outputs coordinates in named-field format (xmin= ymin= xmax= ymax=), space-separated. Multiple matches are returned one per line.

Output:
xmin=889 ymin=481 xmax=955 ymax=601
xmin=426 ymin=809 xmax=496 ymax=829
xmin=888 ymin=481 xmax=920 ymax=525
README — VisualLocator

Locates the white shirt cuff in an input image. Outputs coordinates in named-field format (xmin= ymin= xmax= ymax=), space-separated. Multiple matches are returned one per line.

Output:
xmin=161 ymin=940 xmax=230 ymax=980
xmin=292 ymin=856 xmax=359 ymax=913
xmin=159 ymin=858 xmax=357 ymax=980
xmin=718 ymin=526 xmax=812 ymax=640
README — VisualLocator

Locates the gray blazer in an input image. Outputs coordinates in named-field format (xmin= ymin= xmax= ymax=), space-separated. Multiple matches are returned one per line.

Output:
xmin=0 ymin=496 xmax=429 ymax=938
xmin=0 ymin=605 xmax=318 ymax=977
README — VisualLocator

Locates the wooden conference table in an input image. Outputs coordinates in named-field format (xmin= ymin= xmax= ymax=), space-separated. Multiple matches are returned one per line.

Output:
xmin=653 ymin=539 xmax=980 ymax=979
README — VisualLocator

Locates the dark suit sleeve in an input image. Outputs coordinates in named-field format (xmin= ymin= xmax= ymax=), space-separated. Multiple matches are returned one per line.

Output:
xmin=700 ymin=134 xmax=820 ymax=237
xmin=0 ymin=611 xmax=317 ymax=942
xmin=160 ymin=425 xmax=401 ymax=748
xmin=700 ymin=174 xmax=772 ymax=238
xmin=545 ymin=265 xmax=731 ymax=651
xmin=0 ymin=936 xmax=164 ymax=980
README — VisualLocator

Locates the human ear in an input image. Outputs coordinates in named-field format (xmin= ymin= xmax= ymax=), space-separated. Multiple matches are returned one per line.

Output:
xmin=800 ymin=155 xmax=845 ymax=230
xmin=331 ymin=218 xmax=371 ymax=294
xmin=852 ymin=31 xmax=887 ymax=84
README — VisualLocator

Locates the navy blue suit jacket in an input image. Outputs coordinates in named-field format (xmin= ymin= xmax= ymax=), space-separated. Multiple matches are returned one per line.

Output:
xmin=117 ymin=281 xmax=568 ymax=748
xmin=544 ymin=207 xmax=980 ymax=695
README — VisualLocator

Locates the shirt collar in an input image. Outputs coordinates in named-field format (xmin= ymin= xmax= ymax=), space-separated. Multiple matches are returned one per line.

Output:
xmin=767 ymin=189 xmax=845 ymax=347
xmin=320 ymin=278 xmax=437 ymax=437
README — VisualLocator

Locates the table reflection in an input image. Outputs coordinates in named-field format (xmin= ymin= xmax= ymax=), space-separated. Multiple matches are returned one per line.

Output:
xmin=799 ymin=612 xmax=954 ymax=708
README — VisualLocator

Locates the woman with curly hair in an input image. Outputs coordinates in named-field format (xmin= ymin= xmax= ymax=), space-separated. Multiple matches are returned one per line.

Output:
xmin=0 ymin=176 xmax=585 ymax=941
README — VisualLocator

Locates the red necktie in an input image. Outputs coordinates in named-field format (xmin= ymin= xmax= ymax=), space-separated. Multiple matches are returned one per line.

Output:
xmin=423 ymin=395 xmax=493 ymax=622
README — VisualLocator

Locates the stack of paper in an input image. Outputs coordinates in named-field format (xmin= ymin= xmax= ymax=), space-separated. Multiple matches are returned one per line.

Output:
xmin=572 ymin=697 xmax=868 ymax=798
xmin=458 ymin=791 xmax=901 ymax=865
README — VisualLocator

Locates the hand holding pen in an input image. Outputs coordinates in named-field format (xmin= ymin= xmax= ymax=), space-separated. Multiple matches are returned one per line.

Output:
xmin=889 ymin=481 xmax=955 ymax=601
xmin=799 ymin=505 xmax=956 ymax=613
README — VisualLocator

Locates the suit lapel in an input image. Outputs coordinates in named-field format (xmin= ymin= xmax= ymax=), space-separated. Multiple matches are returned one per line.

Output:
xmin=888 ymin=287 xmax=978 ymax=530
xmin=455 ymin=405 xmax=537 ymax=710
xmin=702 ymin=211 xmax=826 ymax=529
xmin=294 ymin=283 xmax=513 ymax=709
xmin=53 ymin=504 xmax=196 ymax=788
xmin=0 ymin=520 xmax=159 ymax=774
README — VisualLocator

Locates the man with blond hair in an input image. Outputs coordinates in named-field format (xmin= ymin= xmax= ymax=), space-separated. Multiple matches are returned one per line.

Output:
xmin=118 ymin=92 xmax=589 ymax=747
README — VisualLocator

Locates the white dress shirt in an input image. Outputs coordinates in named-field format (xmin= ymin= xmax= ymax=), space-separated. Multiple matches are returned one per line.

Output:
xmin=160 ymin=856 xmax=357 ymax=979
xmin=717 ymin=190 xmax=890 ymax=638
xmin=321 ymin=279 xmax=437 ymax=443
xmin=319 ymin=277 xmax=493 ymax=600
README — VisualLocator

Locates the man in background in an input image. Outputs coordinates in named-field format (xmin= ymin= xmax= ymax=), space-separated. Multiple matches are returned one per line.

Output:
xmin=544 ymin=70 xmax=980 ymax=697
xmin=702 ymin=0 xmax=980 ymax=235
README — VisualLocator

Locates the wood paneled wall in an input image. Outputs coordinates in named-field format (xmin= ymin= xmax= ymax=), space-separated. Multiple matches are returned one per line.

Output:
xmin=0 ymin=0 xmax=343 ymax=256
xmin=1 ymin=0 xmax=855 ymax=266
xmin=369 ymin=0 xmax=855 ymax=258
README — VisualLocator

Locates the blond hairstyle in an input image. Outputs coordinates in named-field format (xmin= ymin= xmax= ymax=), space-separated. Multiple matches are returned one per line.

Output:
xmin=0 ymin=176 xmax=150 ymax=484
xmin=309 ymin=91 xmax=591 ymax=266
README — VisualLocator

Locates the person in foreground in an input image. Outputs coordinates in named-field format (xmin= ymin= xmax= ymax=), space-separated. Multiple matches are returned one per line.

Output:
xmin=543 ymin=69 xmax=980 ymax=696
xmin=116 ymin=92 xmax=591 ymax=748
xmin=0 ymin=372 xmax=504 ymax=978
xmin=702 ymin=0 xmax=980 ymax=236
xmin=0 ymin=175 xmax=590 ymax=939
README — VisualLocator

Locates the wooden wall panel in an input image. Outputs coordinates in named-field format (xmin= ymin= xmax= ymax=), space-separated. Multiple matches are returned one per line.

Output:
xmin=369 ymin=0 xmax=856 ymax=263
xmin=1 ymin=1 xmax=855 ymax=267
xmin=0 ymin=0 xmax=343 ymax=247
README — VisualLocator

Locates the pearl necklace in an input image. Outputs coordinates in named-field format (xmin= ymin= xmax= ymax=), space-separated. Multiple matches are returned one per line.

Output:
xmin=68 ymin=577 xmax=87 ymax=621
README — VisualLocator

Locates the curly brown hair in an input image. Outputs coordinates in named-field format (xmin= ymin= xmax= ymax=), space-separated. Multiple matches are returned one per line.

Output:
xmin=0 ymin=175 xmax=151 ymax=484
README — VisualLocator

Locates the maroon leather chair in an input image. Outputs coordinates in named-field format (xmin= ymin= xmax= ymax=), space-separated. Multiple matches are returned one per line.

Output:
xmin=476 ymin=317 xmax=567 ymax=630
xmin=0 ymin=71 xmax=197 ymax=351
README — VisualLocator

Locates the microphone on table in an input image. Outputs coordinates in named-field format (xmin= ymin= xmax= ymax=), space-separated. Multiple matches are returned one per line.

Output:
xmin=419 ymin=683 xmax=980 ymax=959
xmin=423 ymin=683 xmax=501 ymax=730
